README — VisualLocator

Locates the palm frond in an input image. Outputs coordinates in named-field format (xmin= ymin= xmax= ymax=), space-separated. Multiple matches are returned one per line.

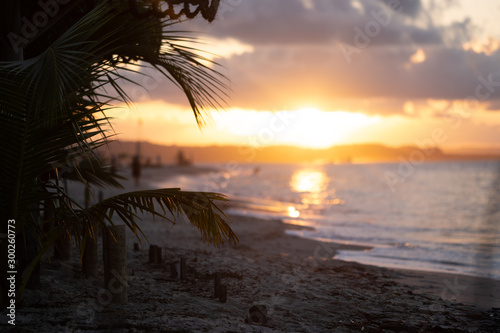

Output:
xmin=84 ymin=189 xmax=238 ymax=246
xmin=1 ymin=1 xmax=234 ymax=300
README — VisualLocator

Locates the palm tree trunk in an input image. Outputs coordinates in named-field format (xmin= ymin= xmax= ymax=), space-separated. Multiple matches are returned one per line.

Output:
xmin=102 ymin=225 xmax=127 ymax=304
xmin=53 ymin=229 xmax=72 ymax=261
xmin=82 ymin=234 xmax=98 ymax=277
xmin=82 ymin=187 xmax=98 ymax=277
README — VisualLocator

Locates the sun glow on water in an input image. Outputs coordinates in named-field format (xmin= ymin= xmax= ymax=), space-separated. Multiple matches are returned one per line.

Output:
xmin=287 ymin=206 xmax=300 ymax=218
xmin=290 ymin=169 xmax=343 ymax=208
xmin=291 ymin=169 xmax=328 ymax=193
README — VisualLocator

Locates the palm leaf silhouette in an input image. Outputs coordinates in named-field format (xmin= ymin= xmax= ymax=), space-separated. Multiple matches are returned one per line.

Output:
xmin=0 ymin=1 xmax=235 ymax=299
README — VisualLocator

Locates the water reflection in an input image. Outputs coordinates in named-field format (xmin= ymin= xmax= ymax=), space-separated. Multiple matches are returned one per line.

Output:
xmin=287 ymin=206 xmax=300 ymax=218
xmin=290 ymin=168 xmax=343 ymax=213
xmin=291 ymin=169 xmax=328 ymax=193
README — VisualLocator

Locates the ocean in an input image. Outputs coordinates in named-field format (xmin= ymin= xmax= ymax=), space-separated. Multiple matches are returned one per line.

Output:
xmin=157 ymin=160 xmax=500 ymax=280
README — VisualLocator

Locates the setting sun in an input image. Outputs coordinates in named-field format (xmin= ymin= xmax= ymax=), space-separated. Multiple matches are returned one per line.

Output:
xmin=278 ymin=108 xmax=381 ymax=148
xmin=108 ymin=100 xmax=500 ymax=152
xmin=110 ymin=103 xmax=383 ymax=148
xmin=9 ymin=0 xmax=500 ymax=330
xmin=215 ymin=107 xmax=382 ymax=148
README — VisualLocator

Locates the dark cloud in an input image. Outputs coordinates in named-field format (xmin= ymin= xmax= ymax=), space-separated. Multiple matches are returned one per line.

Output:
xmin=184 ymin=0 xmax=439 ymax=47
xmin=440 ymin=18 xmax=476 ymax=48
xmin=119 ymin=44 xmax=500 ymax=115
xmin=380 ymin=0 xmax=422 ymax=18
xmin=113 ymin=0 xmax=500 ymax=116
xmin=486 ymin=100 xmax=500 ymax=111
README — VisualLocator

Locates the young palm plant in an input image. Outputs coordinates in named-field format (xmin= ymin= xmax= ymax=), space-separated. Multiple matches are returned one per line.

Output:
xmin=0 ymin=1 xmax=237 ymax=302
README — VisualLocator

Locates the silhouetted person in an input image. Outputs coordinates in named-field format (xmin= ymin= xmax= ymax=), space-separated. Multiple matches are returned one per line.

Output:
xmin=132 ymin=155 xmax=141 ymax=186
xmin=176 ymin=150 xmax=191 ymax=166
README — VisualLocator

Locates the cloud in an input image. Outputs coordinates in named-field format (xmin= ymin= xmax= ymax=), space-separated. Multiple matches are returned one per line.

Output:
xmin=185 ymin=0 xmax=438 ymax=47
xmin=484 ymin=96 xmax=500 ymax=111
xmin=200 ymin=45 xmax=500 ymax=112
xmin=112 ymin=0 xmax=500 ymax=116
xmin=116 ymin=44 xmax=500 ymax=115
xmin=380 ymin=0 xmax=422 ymax=18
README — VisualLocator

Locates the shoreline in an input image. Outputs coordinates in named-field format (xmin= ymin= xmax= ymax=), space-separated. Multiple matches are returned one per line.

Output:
xmin=14 ymin=212 xmax=500 ymax=332
xmin=243 ymin=214 xmax=500 ymax=311
xmin=225 ymin=213 xmax=500 ymax=310
xmin=10 ymin=166 xmax=500 ymax=331
xmin=129 ymin=164 xmax=500 ymax=289
xmin=133 ymin=164 xmax=500 ymax=286
xmin=137 ymin=165 xmax=500 ymax=311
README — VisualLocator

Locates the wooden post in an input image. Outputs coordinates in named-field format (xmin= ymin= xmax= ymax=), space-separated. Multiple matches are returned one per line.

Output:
xmin=180 ymin=257 xmax=186 ymax=280
xmin=219 ymin=284 xmax=227 ymax=303
xmin=55 ymin=185 xmax=84 ymax=262
xmin=149 ymin=245 xmax=157 ymax=263
xmin=82 ymin=191 xmax=98 ymax=277
xmin=53 ymin=193 xmax=72 ymax=261
xmin=103 ymin=225 xmax=127 ymax=304
xmin=54 ymin=228 xmax=71 ymax=261
xmin=214 ymin=272 xmax=221 ymax=298
xmin=82 ymin=235 xmax=98 ymax=277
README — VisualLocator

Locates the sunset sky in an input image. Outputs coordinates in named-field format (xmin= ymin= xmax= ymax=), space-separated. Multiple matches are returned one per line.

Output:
xmin=109 ymin=0 xmax=500 ymax=152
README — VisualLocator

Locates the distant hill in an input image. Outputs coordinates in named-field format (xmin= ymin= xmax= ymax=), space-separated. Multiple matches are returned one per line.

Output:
xmin=99 ymin=141 xmax=500 ymax=165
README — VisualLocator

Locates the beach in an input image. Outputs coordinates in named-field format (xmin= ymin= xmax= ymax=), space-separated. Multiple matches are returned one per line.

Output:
xmin=4 ymin=1 xmax=500 ymax=332
xmin=12 ymin=166 xmax=500 ymax=332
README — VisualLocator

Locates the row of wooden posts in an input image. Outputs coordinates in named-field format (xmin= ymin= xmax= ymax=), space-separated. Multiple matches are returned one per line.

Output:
xmin=81 ymin=226 xmax=229 ymax=304
xmin=79 ymin=190 xmax=128 ymax=304
xmin=80 ymin=223 xmax=128 ymax=304
xmin=146 ymin=244 xmax=187 ymax=280
xmin=145 ymin=244 xmax=227 ymax=303
xmin=74 ymin=189 xmax=228 ymax=304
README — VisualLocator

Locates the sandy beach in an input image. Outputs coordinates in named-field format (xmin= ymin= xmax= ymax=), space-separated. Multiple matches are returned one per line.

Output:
xmin=5 ymin=1 xmax=500 ymax=332
xmin=9 ymin=166 xmax=500 ymax=332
